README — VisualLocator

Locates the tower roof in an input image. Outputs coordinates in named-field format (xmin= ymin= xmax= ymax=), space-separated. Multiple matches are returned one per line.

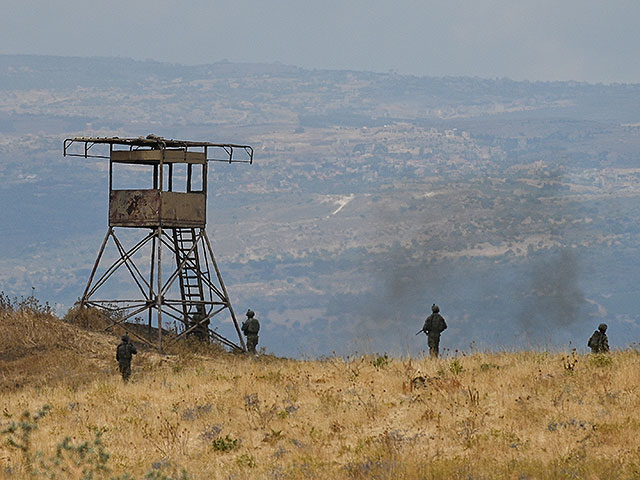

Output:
xmin=64 ymin=134 xmax=253 ymax=163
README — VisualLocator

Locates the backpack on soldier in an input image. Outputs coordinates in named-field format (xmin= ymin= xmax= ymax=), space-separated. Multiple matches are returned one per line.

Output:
xmin=246 ymin=318 xmax=260 ymax=334
xmin=116 ymin=343 xmax=129 ymax=361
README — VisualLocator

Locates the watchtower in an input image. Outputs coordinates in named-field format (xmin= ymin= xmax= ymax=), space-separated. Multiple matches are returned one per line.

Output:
xmin=63 ymin=135 xmax=253 ymax=351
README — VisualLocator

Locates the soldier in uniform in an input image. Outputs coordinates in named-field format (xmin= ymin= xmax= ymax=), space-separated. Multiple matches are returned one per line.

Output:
xmin=588 ymin=323 xmax=609 ymax=353
xmin=241 ymin=309 xmax=260 ymax=354
xmin=191 ymin=305 xmax=210 ymax=341
xmin=116 ymin=334 xmax=137 ymax=381
xmin=421 ymin=304 xmax=447 ymax=358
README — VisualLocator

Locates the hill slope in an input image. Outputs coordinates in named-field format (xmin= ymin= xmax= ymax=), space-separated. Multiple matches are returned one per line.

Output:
xmin=1 ymin=301 xmax=640 ymax=479
xmin=0 ymin=295 xmax=119 ymax=391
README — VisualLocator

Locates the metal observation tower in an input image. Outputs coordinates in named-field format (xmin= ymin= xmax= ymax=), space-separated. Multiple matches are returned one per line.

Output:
xmin=64 ymin=135 xmax=253 ymax=351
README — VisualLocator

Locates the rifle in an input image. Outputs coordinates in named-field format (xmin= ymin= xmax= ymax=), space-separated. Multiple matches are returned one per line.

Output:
xmin=416 ymin=330 xmax=425 ymax=336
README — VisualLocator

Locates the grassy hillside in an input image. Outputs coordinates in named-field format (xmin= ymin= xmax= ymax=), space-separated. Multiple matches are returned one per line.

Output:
xmin=1 ymin=297 xmax=640 ymax=479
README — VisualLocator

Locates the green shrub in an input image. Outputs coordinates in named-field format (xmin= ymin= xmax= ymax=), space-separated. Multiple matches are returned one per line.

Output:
xmin=1 ymin=404 xmax=51 ymax=475
xmin=480 ymin=362 xmax=499 ymax=372
xmin=211 ymin=435 xmax=239 ymax=452
xmin=371 ymin=354 xmax=390 ymax=370
xmin=449 ymin=359 xmax=463 ymax=375
xmin=235 ymin=453 xmax=256 ymax=468
xmin=1 ymin=405 xmax=191 ymax=479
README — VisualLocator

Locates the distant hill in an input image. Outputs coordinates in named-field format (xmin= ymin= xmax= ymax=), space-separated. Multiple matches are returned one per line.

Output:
xmin=0 ymin=55 xmax=639 ymax=356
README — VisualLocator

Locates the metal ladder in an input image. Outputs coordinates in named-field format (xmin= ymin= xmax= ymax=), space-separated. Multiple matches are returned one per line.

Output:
xmin=172 ymin=228 xmax=207 ymax=329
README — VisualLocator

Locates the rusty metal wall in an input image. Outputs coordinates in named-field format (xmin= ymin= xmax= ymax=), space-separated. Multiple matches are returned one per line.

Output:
xmin=109 ymin=190 xmax=205 ymax=227
xmin=110 ymin=190 xmax=160 ymax=227
xmin=160 ymin=191 xmax=205 ymax=227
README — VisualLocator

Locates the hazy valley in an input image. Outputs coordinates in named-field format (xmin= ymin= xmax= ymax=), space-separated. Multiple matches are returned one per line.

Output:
xmin=1 ymin=55 xmax=640 ymax=356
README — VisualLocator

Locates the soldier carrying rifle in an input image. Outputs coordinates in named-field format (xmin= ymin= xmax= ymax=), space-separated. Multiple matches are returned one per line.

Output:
xmin=417 ymin=304 xmax=447 ymax=358
xmin=241 ymin=309 xmax=260 ymax=354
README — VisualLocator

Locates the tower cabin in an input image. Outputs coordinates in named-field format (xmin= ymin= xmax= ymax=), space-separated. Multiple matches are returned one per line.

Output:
xmin=109 ymin=147 xmax=207 ymax=228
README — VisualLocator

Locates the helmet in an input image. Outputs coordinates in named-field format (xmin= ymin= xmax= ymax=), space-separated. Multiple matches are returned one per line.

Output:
xmin=246 ymin=309 xmax=255 ymax=318
xmin=598 ymin=323 xmax=607 ymax=332
xmin=431 ymin=304 xmax=439 ymax=313
xmin=121 ymin=334 xmax=129 ymax=342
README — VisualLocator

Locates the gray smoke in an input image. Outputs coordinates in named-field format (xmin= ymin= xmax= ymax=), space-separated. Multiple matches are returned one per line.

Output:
xmin=323 ymin=190 xmax=454 ymax=353
xmin=322 ymin=156 xmax=593 ymax=352
xmin=500 ymin=163 xmax=593 ymax=345
xmin=365 ymin=245 xmax=446 ymax=323
xmin=517 ymin=249 xmax=586 ymax=343
xmin=324 ymin=245 xmax=448 ymax=354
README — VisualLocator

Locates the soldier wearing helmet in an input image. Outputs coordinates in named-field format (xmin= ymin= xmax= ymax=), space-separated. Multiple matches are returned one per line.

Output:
xmin=588 ymin=323 xmax=609 ymax=353
xmin=241 ymin=309 xmax=260 ymax=354
xmin=116 ymin=334 xmax=137 ymax=381
xmin=420 ymin=304 xmax=447 ymax=358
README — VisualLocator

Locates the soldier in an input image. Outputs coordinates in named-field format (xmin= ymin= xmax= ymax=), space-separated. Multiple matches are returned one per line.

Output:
xmin=241 ymin=309 xmax=260 ymax=354
xmin=116 ymin=334 xmax=137 ymax=381
xmin=588 ymin=323 xmax=609 ymax=353
xmin=420 ymin=304 xmax=447 ymax=358
xmin=191 ymin=305 xmax=210 ymax=341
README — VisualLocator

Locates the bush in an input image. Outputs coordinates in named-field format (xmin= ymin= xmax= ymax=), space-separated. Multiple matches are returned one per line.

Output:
xmin=480 ymin=362 xmax=499 ymax=372
xmin=371 ymin=354 xmax=390 ymax=370
xmin=64 ymin=304 xmax=120 ymax=330
xmin=0 ymin=405 xmax=191 ymax=479
xmin=449 ymin=359 xmax=463 ymax=375
xmin=211 ymin=435 xmax=239 ymax=452
xmin=0 ymin=291 xmax=53 ymax=316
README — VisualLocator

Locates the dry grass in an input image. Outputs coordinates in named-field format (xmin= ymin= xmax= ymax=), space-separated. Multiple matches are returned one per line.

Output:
xmin=0 ymin=296 xmax=157 ymax=392
xmin=1 ymin=302 xmax=640 ymax=479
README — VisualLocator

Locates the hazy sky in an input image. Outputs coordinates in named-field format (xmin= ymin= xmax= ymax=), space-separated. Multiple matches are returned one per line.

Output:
xmin=3 ymin=0 xmax=639 ymax=83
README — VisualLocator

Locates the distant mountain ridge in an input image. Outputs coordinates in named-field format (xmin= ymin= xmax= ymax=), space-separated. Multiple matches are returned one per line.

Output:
xmin=0 ymin=54 xmax=639 ymax=356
